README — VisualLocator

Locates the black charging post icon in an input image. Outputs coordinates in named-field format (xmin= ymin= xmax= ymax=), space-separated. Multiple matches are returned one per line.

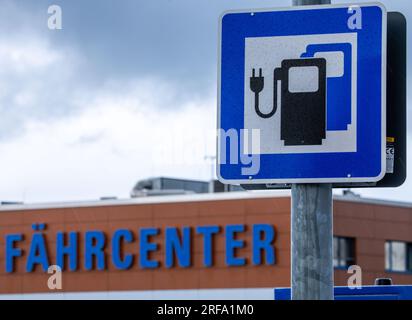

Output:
xmin=250 ymin=58 xmax=327 ymax=146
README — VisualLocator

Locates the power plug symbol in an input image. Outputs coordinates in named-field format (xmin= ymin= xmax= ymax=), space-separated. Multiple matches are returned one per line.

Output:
xmin=250 ymin=68 xmax=277 ymax=118
xmin=250 ymin=68 xmax=264 ymax=93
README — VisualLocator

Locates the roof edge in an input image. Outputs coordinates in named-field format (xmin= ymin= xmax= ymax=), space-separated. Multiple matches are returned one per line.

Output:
xmin=1 ymin=192 xmax=411 ymax=212
xmin=0 ymin=190 xmax=290 ymax=212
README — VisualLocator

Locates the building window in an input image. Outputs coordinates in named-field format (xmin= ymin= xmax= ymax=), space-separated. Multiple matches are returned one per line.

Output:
xmin=385 ymin=240 xmax=412 ymax=273
xmin=333 ymin=236 xmax=355 ymax=268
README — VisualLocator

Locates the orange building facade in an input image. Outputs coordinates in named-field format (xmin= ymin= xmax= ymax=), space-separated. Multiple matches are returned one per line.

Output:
xmin=0 ymin=192 xmax=411 ymax=299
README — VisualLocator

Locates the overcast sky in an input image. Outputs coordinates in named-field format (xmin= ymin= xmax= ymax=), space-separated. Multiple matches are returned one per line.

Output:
xmin=0 ymin=0 xmax=411 ymax=203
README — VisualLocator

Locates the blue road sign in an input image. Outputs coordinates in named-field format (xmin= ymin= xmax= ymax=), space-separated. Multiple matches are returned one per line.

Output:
xmin=217 ymin=3 xmax=387 ymax=184
xmin=274 ymin=285 xmax=412 ymax=300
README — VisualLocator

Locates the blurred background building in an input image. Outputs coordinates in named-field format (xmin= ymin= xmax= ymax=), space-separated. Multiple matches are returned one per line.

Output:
xmin=0 ymin=177 xmax=411 ymax=299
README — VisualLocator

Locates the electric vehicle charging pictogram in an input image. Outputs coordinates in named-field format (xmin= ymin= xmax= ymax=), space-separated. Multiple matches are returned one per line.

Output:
xmin=250 ymin=58 xmax=327 ymax=146
xmin=244 ymin=33 xmax=358 ymax=155
xmin=218 ymin=4 xmax=386 ymax=184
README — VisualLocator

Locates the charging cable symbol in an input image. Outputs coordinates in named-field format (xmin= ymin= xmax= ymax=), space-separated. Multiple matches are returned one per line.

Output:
xmin=250 ymin=68 xmax=278 ymax=118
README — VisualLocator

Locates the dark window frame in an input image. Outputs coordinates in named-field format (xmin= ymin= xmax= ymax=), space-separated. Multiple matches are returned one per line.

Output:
xmin=385 ymin=240 xmax=412 ymax=273
xmin=333 ymin=236 xmax=356 ymax=269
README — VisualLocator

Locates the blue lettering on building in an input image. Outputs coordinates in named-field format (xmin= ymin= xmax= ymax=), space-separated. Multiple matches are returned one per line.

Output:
xmin=165 ymin=227 xmax=191 ymax=268
xmin=5 ymin=234 xmax=23 ymax=273
xmin=196 ymin=225 xmax=220 ymax=267
xmin=56 ymin=231 xmax=78 ymax=271
xmin=112 ymin=229 xmax=134 ymax=270
xmin=3 ymin=223 xmax=277 ymax=273
xmin=85 ymin=231 xmax=106 ymax=271
xmin=225 ymin=224 xmax=246 ymax=266
xmin=139 ymin=228 xmax=160 ymax=269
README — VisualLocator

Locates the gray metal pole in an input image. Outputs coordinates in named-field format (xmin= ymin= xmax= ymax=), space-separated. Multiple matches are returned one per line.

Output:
xmin=291 ymin=184 xmax=333 ymax=299
xmin=291 ymin=0 xmax=334 ymax=300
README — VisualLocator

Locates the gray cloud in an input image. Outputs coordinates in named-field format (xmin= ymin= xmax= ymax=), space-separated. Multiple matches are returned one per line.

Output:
xmin=3 ymin=0 xmax=289 ymax=95
xmin=0 ymin=0 xmax=411 ymax=202
xmin=1 ymin=0 xmax=410 ymax=137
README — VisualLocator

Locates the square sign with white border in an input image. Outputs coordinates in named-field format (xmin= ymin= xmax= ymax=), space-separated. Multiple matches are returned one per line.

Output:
xmin=217 ymin=3 xmax=386 ymax=184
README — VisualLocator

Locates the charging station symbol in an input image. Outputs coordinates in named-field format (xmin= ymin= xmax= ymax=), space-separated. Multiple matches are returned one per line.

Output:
xmin=250 ymin=58 xmax=327 ymax=146
xmin=219 ymin=4 xmax=385 ymax=183
xmin=246 ymin=36 xmax=356 ymax=153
